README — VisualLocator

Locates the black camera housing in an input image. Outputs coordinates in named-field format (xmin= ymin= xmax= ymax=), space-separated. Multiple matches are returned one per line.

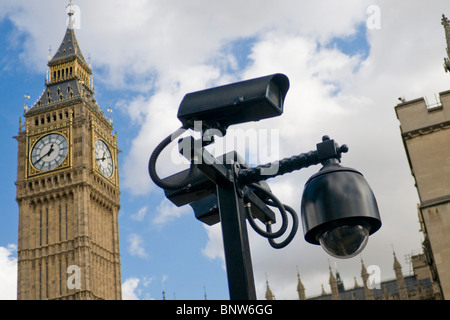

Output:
xmin=177 ymin=73 xmax=290 ymax=132
xmin=163 ymin=151 xmax=276 ymax=226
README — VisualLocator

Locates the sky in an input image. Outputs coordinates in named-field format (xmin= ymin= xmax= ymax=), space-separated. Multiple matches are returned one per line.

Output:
xmin=0 ymin=0 xmax=449 ymax=300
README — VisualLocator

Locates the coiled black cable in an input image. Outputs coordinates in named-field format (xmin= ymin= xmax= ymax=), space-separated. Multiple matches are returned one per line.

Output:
xmin=245 ymin=183 xmax=299 ymax=249
xmin=148 ymin=127 xmax=199 ymax=190
xmin=267 ymin=203 xmax=298 ymax=249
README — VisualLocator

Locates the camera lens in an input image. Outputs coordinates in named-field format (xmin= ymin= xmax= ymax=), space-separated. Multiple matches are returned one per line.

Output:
xmin=319 ymin=224 xmax=369 ymax=259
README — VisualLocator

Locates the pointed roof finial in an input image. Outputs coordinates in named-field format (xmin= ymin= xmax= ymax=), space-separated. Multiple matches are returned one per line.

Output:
xmin=265 ymin=273 xmax=275 ymax=300
xmin=353 ymin=276 xmax=360 ymax=288
xmin=321 ymin=283 xmax=327 ymax=295
xmin=24 ymin=91 xmax=31 ymax=113
xmin=393 ymin=248 xmax=402 ymax=270
xmin=24 ymin=91 xmax=30 ymax=105
xmin=296 ymin=266 xmax=306 ymax=300
xmin=48 ymin=45 xmax=52 ymax=61
xmin=67 ymin=0 xmax=75 ymax=29
xmin=442 ymin=14 xmax=450 ymax=72
xmin=442 ymin=14 xmax=450 ymax=27
xmin=107 ymin=108 xmax=113 ymax=125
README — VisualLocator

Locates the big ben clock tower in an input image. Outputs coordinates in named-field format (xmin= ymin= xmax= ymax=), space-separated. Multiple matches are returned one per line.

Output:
xmin=15 ymin=2 xmax=122 ymax=300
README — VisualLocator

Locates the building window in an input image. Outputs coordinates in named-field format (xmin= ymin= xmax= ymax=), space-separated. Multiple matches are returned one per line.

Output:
xmin=46 ymin=208 xmax=49 ymax=245
xmin=39 ymin=262 xmax=42 ymax=300
xmin=39 ymin=210 xmax=42 ymax=246
xmin=59 ymin=205 xmax=62 ymax=242
xmin=45 ymin=261 xmax=49 ymax=298
xmin=59 ymin=257 xmax=62 ymax=296
xmin=65 ymin=203 xmax=68 ymax=240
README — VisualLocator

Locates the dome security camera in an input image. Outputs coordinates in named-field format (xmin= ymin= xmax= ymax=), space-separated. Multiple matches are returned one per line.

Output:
xmin=301 ymin=161 xmax=381 ymax=259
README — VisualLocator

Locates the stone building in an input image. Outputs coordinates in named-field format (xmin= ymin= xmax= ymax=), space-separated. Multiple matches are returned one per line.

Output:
xmin=307 ymin=253 xmax=437 ymax=300
xmin=14 ymin=2 xmax=121 ymax=300
xmin=393 ymin=14 xmax=450 ymax=300
xmin=266 ymin=252 xmax=438 ymax=300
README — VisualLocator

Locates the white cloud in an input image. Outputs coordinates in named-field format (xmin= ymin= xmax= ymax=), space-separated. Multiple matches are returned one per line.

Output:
xmin=127 ymin=233 xmax=148 ymax=259
xmin=201 ymin=225 xmax=225 ymax=268
xmin=130 ymin=206 xmax=148 ymax=222
xmin=122 ymin=276 xmax=155 ymax=300
xmin=152 ymin=198 xmax=191 ymax=226
xmin=0 ymin=244 xmax=17 ymax=300
xmin=122 ymin=277 xmax=141 ymax=300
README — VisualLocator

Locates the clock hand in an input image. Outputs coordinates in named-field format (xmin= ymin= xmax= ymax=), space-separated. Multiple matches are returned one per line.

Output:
xmin=96 ymin=151 xmax=106 ymax=161
xmin=33 ymin=144 xmax=55 ymax=165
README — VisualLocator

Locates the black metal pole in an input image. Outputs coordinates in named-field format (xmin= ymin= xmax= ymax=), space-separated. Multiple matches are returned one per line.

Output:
xmin=174 ymin=137 xmax=257 ymax=299
xmin=216 ymin=179 xmax=257 ymax=300
xmin=170 ymin=135 xmax=348 ymax=300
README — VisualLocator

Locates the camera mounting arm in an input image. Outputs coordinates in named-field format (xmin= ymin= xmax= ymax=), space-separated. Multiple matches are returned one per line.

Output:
xmin=237 ymin=136 xmax=349 ymax=186
xmin=176 ymin=135 xmax=348 ymax=188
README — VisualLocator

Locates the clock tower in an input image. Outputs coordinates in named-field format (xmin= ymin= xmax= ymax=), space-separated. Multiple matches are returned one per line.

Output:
xmin=15 ymin=2 xmax=122 ymax=300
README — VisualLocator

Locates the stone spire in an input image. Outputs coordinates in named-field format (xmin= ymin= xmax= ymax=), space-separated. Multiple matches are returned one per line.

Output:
xmin=353 ymin=276 xmax=360 ymax=289
xmin=321 ymin=284 xmax=327 ymax=296
xmin=265 ymin=275 xmax=275 ymax=300
xmin=442 ymin=14 xmax=450 ymax=72
xmin=296 ymin=268 xmax=306 ymax=300
xmin=26 ymin=0 xmax=106 ymax=122
xmin=361 ymin=258 xmax=375 ymax=300
xmin=48 ymin=1 xmax=90 ymax=74
xmin=336 ymin=270 xmax=345 ymax=293
xmin=329 ymin=265 xmax=340 ymax=300
xmin=393 ymin=251 xmax=409 ymax=300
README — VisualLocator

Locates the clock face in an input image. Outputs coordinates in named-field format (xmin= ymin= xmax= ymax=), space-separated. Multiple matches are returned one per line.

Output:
xmin=31 ymin=133 xmax=69 ymax=171
xmin=95 ymin=139 xmax=113 ymax=178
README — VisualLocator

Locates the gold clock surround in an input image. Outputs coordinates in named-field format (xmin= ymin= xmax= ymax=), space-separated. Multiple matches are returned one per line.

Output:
xmin=27 ymin=127 xmax=71 ymax=178
xmin=92 ymin=128 xmax=118 ymax=187
xmin=94 ymin=138 xmax=113 ymax=179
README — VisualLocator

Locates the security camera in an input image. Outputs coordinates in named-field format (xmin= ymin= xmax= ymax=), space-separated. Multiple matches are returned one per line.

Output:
xmin=162 ymin=151 xmax=276 ymax=226
xmin=301 ymin=161 xmax=381 ymax=259
xmin=177 ymin=73 xmax=290 ymax=133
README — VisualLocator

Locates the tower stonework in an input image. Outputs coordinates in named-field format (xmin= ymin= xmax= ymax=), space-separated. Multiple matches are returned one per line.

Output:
xmin=393 ymin=14 xmax=450 ymax=300
xmin=14 ymin=3 xmax=121 ymax=300
xmin=395 ymin=91 xmax=450 ymax=299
